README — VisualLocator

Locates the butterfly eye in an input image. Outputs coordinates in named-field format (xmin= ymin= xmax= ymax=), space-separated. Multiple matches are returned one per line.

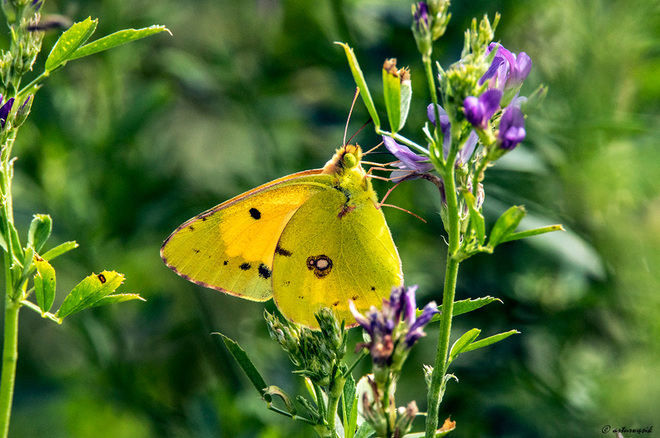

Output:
xmin=344 ymin=152 xmax=358 ymax=168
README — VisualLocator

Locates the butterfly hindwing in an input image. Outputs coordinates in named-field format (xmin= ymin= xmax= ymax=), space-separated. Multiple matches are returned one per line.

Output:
xmin=272 ymin=187 xmax=403 ymax=327
xmin=161 ymin=171 xmax=333 ymax=301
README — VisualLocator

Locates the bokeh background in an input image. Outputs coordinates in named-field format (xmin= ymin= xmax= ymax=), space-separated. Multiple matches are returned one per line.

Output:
xmin=2 ymin=0 xmax=659 ymax=436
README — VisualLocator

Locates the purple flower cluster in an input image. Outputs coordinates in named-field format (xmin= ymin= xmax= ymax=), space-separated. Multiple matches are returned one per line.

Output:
xmin=463 ymin=43 xmax=532 ymax=151
xmin=350 ymin=285 xmax=438 ymax=368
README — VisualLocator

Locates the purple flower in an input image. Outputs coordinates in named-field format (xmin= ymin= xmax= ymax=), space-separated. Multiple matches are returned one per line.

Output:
xmin=427 ymin=103 xmax=478 ymax=166
xmin=383 ymin=135 xmax=433 ymax=182
xmin=413 ymin=2 xmax=429 ymax=29
xmin=350 ymin=285 xmax=438 ymax=367
xmin=480 ymin=43 xmax=532 ymax=91
xmin=463 ymin=89 xmax=502 ymax=130
xmin=498 ymin=105 xmax=526 ymax=150
xmin=0 ymin=95 xmax=15 ymax=131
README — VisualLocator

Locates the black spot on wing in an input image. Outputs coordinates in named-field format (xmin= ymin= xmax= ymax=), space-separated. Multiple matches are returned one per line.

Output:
xmin=223 ymin=260 xmax=229 ymax=266
xmin=239 ymin=262 xmax=251 ymax=271
xmin=258 ymin=263 xmax=272 ymax=279
xmin=275 ymin=244 xmax=292 ymax=257
xmin=249 ymin=207 xmax=261 ymax=220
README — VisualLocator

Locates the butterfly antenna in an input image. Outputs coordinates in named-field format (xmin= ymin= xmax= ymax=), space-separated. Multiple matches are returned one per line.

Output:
xmin=344 ymin=88 xmax=360 ymax=146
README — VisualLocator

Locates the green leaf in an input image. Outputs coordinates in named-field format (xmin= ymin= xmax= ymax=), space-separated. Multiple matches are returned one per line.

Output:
xmin=488 ymin=205 xmax=526 ymax=249
xmin=28 ymin=214 xmax=52 ymax=253
xmin=459 ymin=329 xmax=520 ymax=354
xmin=453 ymin=296 xmax=501 ymax=317
xmin=428 ymin=297 xmax=501 ymax=323
xmin=88 ymin=293 xmax=145 ymax=308
xmin=69 ymin=25 xmax=171 ymax=61
xmin=449 ymin=328 xmax=481 ymax=363
xmin=33 ymin=255 xmax=56 ymax=314
xmin=40 ymin=241 xmax=79 ymax=261
xmin=354 ymin=422 xmax=375 ymax=438
xmin=45 ymin=17 xmax=98 ymax=72
xmin=498 ymin=224 xmax=565 ymax=244
xmin=335 ymin=42 xmax=381 ymax=128
xmin=217 ymin=333 xmax=269 ymax=401
xmin=55 ymin=270 xmax=125 ymax=319
xmin=343 ymin=373 xmax=357 ymax=438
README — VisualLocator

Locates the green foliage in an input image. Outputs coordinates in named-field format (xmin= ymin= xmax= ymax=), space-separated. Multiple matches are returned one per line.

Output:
xmin=2 ymin=0 xmax=658 ymax=437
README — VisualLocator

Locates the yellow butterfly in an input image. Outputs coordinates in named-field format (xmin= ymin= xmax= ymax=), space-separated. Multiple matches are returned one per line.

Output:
xmin=160 ymin=144 xmax=403 ymax=328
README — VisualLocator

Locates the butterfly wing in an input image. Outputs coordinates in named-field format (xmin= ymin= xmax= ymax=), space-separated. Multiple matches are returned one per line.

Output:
xmin=272 ymin=187 xmax=403 ymax=327
xmin=161 ymin=170 xmax=333 ymax=301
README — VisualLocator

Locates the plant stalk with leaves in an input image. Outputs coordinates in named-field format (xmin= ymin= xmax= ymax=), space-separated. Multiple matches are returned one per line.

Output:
xmin=337 ymin=1 xmax=561 ymax=436
xmin=0 ymin=1 xmax=169 ymax=436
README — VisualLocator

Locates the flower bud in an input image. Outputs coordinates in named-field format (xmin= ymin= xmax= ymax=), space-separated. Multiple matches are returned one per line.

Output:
xmin=382 ymin=59 xmax=412 ymax=133
xmin=13 ymin=95 xmax=33 ymax=128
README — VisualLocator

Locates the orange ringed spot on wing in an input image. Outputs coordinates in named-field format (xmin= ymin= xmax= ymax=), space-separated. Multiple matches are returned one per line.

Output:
xmin=307 ymin=255 xmax=333 ymax=279
xmin=97 ymin=273 xmax=106 ymax=283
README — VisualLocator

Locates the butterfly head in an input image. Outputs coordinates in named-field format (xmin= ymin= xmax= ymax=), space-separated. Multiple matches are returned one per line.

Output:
xmin=322 ymin=144 xmax=363 ymax=176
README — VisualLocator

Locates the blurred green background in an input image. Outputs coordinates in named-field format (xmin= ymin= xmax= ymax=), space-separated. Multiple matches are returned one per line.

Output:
xmin=2 ymin=0 xmax=659 ymax=436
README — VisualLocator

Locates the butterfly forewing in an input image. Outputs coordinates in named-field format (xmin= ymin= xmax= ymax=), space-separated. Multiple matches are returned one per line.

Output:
xmin=161 ymin=172 xmax=333 ymax=301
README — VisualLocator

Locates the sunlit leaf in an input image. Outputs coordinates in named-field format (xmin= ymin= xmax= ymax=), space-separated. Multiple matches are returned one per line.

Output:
xmin=45 ymin=17 xmax=98 ymax=72
xmin=56 ymin=270 xmax=124 ymax=319
xmin=89 ymin=293 xmax=145 ymax=308
xmin=33 ymin=255 xmax=56 ymax=313
xmin=69 ymin=25 xmax=171 ymax=61
xmin=40 ymin=241 xmax=78 ymax=262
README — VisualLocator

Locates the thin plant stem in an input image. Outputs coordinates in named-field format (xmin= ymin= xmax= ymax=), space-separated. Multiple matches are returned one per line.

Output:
xmin=425 ymin=153 xmax=461 ymax=437
xmin=326 ymin=372 xmax=345 ymax=438
xmin=0 ymin=297 xmax=19 ymax=438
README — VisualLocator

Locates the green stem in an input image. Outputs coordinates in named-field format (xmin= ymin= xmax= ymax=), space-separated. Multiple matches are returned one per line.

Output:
xmin=326 ymin=373 xmax=345 ymax=438
xmin=425 ymin=158 xmax=461 ymax=438
xmin=0 ymin=296 xmax=19 ymax=438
